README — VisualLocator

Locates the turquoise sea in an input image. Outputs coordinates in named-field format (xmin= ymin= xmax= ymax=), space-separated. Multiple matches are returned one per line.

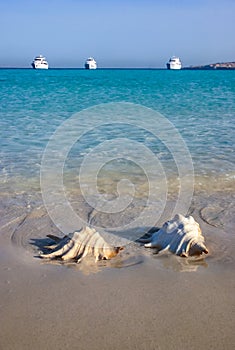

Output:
xmin=0 ymin=68 xmax=234 ymax=246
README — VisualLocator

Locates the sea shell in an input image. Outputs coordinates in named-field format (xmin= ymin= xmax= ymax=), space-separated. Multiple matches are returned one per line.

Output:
xmin=39 ymin=226 xmax=123 ymax=263
xmin=140 ymin=214 xmax=208 ymax=257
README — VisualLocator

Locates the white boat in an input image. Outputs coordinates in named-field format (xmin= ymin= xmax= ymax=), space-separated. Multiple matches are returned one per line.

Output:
xmin=166 ymin=56 xmax=182 ymax=70
xmin=84 ymin=57 xmax=97 ymax=69
xmin=31 ymin=55 xmax=49 ymax=69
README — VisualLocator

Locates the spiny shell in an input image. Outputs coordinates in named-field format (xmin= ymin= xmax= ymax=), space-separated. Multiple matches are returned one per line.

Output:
xmin=40 ymin=226 xmax=123 ymax=263
xmin=141 ymin=214 xmax=208 ymax=257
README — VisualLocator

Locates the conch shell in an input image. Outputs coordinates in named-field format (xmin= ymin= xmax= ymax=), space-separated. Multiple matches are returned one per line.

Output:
xmin=140 ymin=214 xmax=208 ymax=257
xmin=40 ymin=226 xmax=123 ymax=263
xmin=39 ymin=214 xmax=208 ymax=264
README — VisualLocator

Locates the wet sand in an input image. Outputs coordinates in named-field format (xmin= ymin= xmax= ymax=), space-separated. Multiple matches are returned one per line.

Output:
xmin=0 ymin=186 xmax=235 ymax=350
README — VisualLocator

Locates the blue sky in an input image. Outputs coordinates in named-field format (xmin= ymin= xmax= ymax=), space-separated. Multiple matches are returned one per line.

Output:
xmin=0 ymin=0 xmax=234 ymax=68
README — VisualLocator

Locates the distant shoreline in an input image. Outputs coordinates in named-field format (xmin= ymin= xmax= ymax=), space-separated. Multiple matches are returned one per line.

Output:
xmin=183 ymin=61 xmax=235 ymax=70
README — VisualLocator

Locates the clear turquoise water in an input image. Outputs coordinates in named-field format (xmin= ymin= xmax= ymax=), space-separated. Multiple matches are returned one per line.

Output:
xmin=0 ymin=68 xmax=235 ymax=252
xmin=0 ymin=69 xmax=234 ymax=184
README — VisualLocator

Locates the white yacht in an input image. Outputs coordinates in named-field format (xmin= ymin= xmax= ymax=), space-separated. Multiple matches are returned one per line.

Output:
xmin=84 ymin=57 xmax=97 ymax=69
xmin=31 ymin=55 xmax=49 ymax=69
xmin=166 ymin=56 xmax=182 ymax=70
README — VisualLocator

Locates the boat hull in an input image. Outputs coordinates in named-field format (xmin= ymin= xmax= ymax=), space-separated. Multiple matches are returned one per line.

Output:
xmin=166 ymin=63 xmax=181 ymax=70
xmin=84 ymin=64 xmax=97 ymax=70
xmin=31 ymin=63 xmax=49 ymax=69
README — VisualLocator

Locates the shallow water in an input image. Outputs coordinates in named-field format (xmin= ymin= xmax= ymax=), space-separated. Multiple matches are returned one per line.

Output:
xmin=1 ymin=69 xmax=234 ymax=177
xmin=0 ymin=69 xmax=234 ymax=269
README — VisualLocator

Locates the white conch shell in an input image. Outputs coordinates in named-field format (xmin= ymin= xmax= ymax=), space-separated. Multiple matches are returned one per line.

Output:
xmin=40 ymin=226 xmax=123 ymax=263
xmin=141 ymin=214 xmax=208 ymax=257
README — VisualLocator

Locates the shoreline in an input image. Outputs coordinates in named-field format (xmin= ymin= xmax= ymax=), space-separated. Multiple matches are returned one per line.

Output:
xmin=0 ymin=180 xmax=235 ymax=349
xmin=1 ymin=209 xmax=234 ymax=350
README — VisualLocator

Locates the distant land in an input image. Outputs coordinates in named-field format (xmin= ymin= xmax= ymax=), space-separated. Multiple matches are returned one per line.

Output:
xmin=183 ymin=61 xmax=235 ymax=70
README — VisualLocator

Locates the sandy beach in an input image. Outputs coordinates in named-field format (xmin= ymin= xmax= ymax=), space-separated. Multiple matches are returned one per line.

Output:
xmin=1 ymin=185 xmax=235 ymax=350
